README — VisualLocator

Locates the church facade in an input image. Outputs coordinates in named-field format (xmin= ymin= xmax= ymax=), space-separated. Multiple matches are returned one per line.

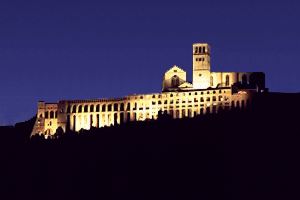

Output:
xmin=31 ymin=43 xmax=266 ymax=138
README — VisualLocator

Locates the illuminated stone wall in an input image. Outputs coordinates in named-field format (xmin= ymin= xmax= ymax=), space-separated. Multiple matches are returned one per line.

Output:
xmin=31 ymin=88 xmax=258 ymax=138
xmin=31 ymin=42 xmax=266 ymax=138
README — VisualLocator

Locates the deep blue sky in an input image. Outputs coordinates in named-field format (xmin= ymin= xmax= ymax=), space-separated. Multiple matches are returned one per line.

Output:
xmin=0 ymin=0 xmax=300 ymax=125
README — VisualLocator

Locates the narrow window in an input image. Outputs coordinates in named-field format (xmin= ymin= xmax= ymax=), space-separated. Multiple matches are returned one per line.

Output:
xmin=225 ymin=75 xmax=230 ymax=86
xmin=210 ymin=76 xmax=214 ymax=87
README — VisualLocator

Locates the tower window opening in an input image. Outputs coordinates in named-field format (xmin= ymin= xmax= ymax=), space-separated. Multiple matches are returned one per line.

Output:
xmin=226 ymin=75 xmax=230 ymax=86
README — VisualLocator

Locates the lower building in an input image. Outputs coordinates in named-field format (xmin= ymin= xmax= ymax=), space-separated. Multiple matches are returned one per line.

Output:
xmin=31 ymin=42 xmax=266 ymax=138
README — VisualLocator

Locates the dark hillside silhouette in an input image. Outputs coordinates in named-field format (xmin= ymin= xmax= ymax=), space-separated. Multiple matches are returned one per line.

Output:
xmin=0 ymin=92 xmax=300 ymax=200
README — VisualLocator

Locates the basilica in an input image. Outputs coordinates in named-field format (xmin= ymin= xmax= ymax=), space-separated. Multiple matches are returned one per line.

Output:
xmin=31 ymin=43 xmax=266 ymax=137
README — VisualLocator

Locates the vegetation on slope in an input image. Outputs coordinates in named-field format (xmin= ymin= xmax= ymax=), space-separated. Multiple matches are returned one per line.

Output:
xmin=0 ymin=92 xmax=299 ymax=200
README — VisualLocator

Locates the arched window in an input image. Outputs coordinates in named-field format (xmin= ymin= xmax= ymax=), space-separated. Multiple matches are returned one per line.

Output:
xmin=102 ymin=104 xmax=106 ymax=112
xmin=242 ymin=74 xmax=248 ymax=85
xmin=108 ymin=104 xmax=112 ymax=112
xmin=78 ymin=105 xmax=82 ymax=113
xmin=195 ymin=47 xmax=198 ymax=53
xmin=96 ymin=104 xmax=100 ymax=112
xmin=90 ymin=105 xmax=94 ymax=112
xmin=45 ymin=111 xmax=49 ymax=119
xmin=120 ymin=103 xmax=124 ymax=111
xmin=67 ymin=106 xmax=71 ymax=114
xmin=127 ymin=103 xmax=130 ymax=110
xmin=225 ymin=75 xmax=230 ymax=86
xmin=114 ymin=103 xmax=118 ymax=111
xmin=210 ymin=76 xmax=214 ymax=87
xmin=72 ymin=105 xmax=77 ymax=113
xmin=84 ymin=105 xmax=88 ymax=112
xmin=171 ymin=75 xmax=180 ymax=88
xmin=39 ymin=114 xmax=43 ymax=118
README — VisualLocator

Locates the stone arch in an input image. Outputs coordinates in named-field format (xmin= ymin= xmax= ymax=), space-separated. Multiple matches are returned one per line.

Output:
xmin=96 ymin=104 xmax=100 ymax=112
xmin=102 ymin=104 xmax=106 ymax=112
xmin=67 ymin=106 xmax=71 ymax=114
xmin=114 ymin=113 xmax=118 ymax=125
xmin=188 ymin=109 xmax=192 ymax=118
xmin=39 ymin=113 xmax=43 ymax=118
xmin=84 ymin=105 xmax=88 ymax=112
xmin=96 ymin=114 xmax=100 ymax=128
xmin=90 ymin=105 xmax=94 ymax=112
xmin=73 ymin=115 xmax=76 ymax=131
xmin=108 ymin=104 xmax=112 ymax=112
xmin=120 ymin=113 xmax=124 ymax=124
xmin=114 ymin=103 xmax=118 ymax=111
xmin=78 ymin=105 xmax=82 ymax=113
xmin=127 ymin=112 xmax=130 ymax=122
xmin=126 ymin=103 xmax=130 ymax=111
xmin=120 ymin=103 xmax=124 ymax=111
xmin=72 ymin=105 xmax=77 ymax=113
xmin=90 ymin=114 xmax=93 ymax=128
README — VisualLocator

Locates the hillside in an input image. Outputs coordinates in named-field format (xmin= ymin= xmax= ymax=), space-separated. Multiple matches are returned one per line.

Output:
xmin=0 ymin=92 xmax=300 ymax=200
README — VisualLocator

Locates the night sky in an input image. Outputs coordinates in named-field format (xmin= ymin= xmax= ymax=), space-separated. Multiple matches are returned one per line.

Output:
xmin=1 ymin=0 xmax=300 ymax=125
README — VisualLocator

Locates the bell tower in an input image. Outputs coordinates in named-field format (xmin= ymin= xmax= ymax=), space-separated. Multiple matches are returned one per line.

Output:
xmin=192 ymin=43 xmax=211 ymax=89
